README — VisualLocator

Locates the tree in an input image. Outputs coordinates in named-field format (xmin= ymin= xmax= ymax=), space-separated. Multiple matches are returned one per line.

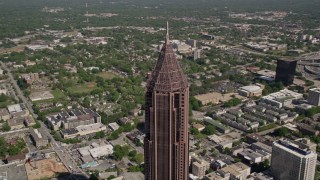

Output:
xmin=190 ymin=128 xmax=200 ymax=135
xmin=274 ymin=127 xmax=289 ymax=137
xmin=202 ymin=125 xmax=216 ymax=135
xmin=224 ymin=147 xmax=231 ymax=155
xmin=0 ymin=137 xmax=7 ymax=158
xmin=0 ymin=94 xmax=8 ymax=102
xmin=32 ymin=121 xmax=41 ymax=129
xmin=128 ymin=150 xmax=137 ymax=158
xmin=17 ymin=78 xmax=28 ymax=90
xmin=2 ymin=122 xmax=11 ymax=132
xmin=223 ymin=98 xmax=241 ymax=108
xmin=131 ymin=153 xmax=144 ymax=164
xmin=95 ymin=131 xmax=105 ymax=139
xmin=128 ymin=165 xmax=143 ymax=172
xmin=8 ymin=146 xmax=20 ymax=156
xmin=190 ymin=96 xmax=200 ymax=110
xmin=89 ymin=173 xmax=99 ymax=180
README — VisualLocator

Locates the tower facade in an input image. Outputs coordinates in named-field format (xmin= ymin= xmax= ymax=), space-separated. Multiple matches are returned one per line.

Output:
xmin=144 ymin=23 xmax=189 ymax=180
xmin=271 ymin=138 xmax=317 ymax=180
xmin=275 ymin=59 xmax=297 ymax=86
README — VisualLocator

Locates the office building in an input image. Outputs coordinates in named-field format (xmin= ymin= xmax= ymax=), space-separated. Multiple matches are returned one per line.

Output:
xmin=271 ymin=138 xmax=317 ymax=180
xmin=144 ymin=22 xmax=189 ymax=180
xmin=308 ymin=88 xmax=320 ymax=106
xmin=275 ymin=59 xmax=297 ymax=86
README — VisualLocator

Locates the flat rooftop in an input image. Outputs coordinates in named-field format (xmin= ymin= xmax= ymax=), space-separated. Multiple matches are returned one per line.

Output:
xmin=275 ymin=138 xmax=313 ymax=156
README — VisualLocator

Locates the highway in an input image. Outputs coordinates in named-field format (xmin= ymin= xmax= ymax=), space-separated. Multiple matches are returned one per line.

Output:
xmin=1 ymin=62 xmax=89 ymax=179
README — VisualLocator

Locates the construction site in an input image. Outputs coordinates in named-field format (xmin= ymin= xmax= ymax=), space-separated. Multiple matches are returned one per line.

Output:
xmin=25 ymin=153 xmax=68 ymax=180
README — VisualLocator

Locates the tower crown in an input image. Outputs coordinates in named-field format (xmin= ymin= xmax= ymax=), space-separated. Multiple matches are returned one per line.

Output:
xmin=147 ymin=22 xmax=188 ymax=92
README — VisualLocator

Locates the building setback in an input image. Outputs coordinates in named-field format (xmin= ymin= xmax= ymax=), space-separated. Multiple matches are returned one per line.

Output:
xmin=144 ymin=23 xmax=189 ymax=180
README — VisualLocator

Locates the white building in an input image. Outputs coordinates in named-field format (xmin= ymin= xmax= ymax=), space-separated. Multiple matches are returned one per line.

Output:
xmin=261 ymin=89 xmax=303 ymax=108
xmin=108 ymin=122 xmax=120 ymax=131
xmin=238 ymin=84 xmax=264 ymax=97
xmin=7 ymin=104 xmax=23 ymax=113
xmin=308 ymin=88 xmax=320 ymax=106
xmin=89 ymin=144 xmax=113 ymax=159
xmin=271 ymin=138 xmax=317 ymax=180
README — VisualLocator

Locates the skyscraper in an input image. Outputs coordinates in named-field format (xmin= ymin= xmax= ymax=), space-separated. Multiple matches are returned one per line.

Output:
xmin=271 ymin=138 xmax=317 ymax=180
xmin=144 ymin=22 xmax=189 ymax=180
xmin=275 ymin=58 xmax=297 ymax=86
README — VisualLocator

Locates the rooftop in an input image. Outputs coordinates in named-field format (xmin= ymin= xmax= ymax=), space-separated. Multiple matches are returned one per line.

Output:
xmin=309 ymin=88 xmax=320 ymax=93
xmin=274 ymin=138 xmax=314 ymax=156
xmin=239 ymin=85 xmax=262 ymax=93
xmin=7 ymin=104 xmax=22 ymax=113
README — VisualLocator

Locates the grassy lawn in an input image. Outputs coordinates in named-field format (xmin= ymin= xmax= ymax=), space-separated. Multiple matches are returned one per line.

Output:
xmin=34 ymin=89 xmax=68 ymax=105
xmin=51 ymin=89 xmax=67 ymax=101
xmin=67 ymin=82 xmax=97 ymax=95
xmin=97 ymin=71 xmax=118 ymax=80
xmin=0 ymin=99 xmax=15 ymax=108
xmin=258 ymin=123 xmax=277 ymax=132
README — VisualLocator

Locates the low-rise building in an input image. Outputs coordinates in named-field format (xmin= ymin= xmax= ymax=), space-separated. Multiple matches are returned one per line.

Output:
xmin=219 ymin=162 xmax=250 ymax=180
xmin=89 ymin=144 xmax=113 ymax=159
xmin=20 ymin=73 xmax=39 ymax=85
xmin=60 ymin=123 xmax=106 ymax=139
xmin=29 ymin=91 xmax=54 ymax=102
xmin=191 ymin=156 xmax=210 ymax=179
xmin=47 ymin=108 xmax=101 ymax=130
xmin=118 ymin=117 xmax=134 ymax=126
xmin=204 ymin=119 xmax=230 ymax=134
xmin=193 ymin=124 xmax=205 ymax=132
xmin=195 ymin=92 xmax=225 ymax=105
xmin=7 ymin=117 xmax=25 ymax=130
xmin=0 ymin=108 xmax=10 ymax=121
xmin=5 ymin=153 xmax=26 ymax=164
xmin=261 ymin=89 xmax=303 ymax=108
xmin=108 ymin=122 xmax=120 ymax=131
xmin=238 ymin=84 xmax=264 ymax=97
xmin=204 ymin=171 xmax=230 ymax=180
xmin=29 ymin=128 xmax=48 ymax=148
xmin=7 ymin=104 xmax=23 ymax=114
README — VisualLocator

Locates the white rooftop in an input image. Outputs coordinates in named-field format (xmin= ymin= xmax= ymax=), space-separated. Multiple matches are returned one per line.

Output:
xmin=34 ymin=129 xmax=43 ymax=139
xmin=309 ymin=88 xmax=320 ymax=93
xmin=7 ymin=104 xmax=22 ymax=113
xmin=108 ymin=122 xmax=120 ymax=131
xmin=78 ymin=146 xmax=91 ymax=157
xmin=262 ymin=89 xmax=303 ymax=101
xmin=89 ymin=144 xmax=113 ymax=158
xmin=240 ymin=85 xmax=262 ymax=93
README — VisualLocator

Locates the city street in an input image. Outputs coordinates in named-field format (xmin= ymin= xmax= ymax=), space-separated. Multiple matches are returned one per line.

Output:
xmin=1 ymin=62 xmax=89 ymax=178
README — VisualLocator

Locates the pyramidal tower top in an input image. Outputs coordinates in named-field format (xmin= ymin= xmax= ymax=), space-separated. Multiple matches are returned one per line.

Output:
xmin=147 ymin=22 xmax=188 ymax=92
